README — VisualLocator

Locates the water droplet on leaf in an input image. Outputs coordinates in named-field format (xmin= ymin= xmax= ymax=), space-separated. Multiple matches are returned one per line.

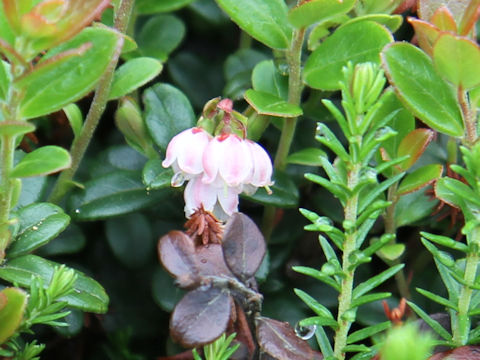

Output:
xmin=294 ymin=322 xmax=316 ymax=340
xmin=171 ymin=172 xmax=186 ymax=187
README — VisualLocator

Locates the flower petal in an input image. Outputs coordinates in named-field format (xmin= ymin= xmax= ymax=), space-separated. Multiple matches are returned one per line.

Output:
xmin=184 ymin=176 xmax=217 ymax=217
xmin=247 ymin=140 xmax=273 ymax=187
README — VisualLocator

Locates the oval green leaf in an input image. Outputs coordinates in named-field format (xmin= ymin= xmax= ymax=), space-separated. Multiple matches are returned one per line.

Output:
xmin=69 ymin=170 xmax=169 ymax=220
xmin=242 ymin=171 xmax=299 ymax=208
xmin=304 ymin=21 xmax=393 ymax=90
xmin=215 ymin=0 xmax=292 ymax=50
xmin=7 ymin=203 xmax=70 ymax=258
xmin=109 ymin=57 xmax=162 ymax=100
xmin=433 ymin=33 xmax=480 ymax=90
xmin=287 ymin=147 xmax=326 ymax=166
xmin=17 ymin=27 xmax=119 ymax=119
xmin=381 ymin=42 xmax=464 ymax=137
xmin=245 ymin=89 xmax=303 ymax=118
xmin=0 ymin=255 xmax=109 ymax=313
xmin=288 ymin=0 xmax=356 ymax=29
xmin=397 ymin=128 xmax=434 ymax=171
xmin=397 ymin=164 xmax=443 ymax=195
xmin=143 ymin=83 xmax=196 ymax=152
xmin=10 ymin=146 xmax=71 ymax=178
xmin=0 ymin=122 xmax=35 ymax=137
xmin=63 ymin=103 xmax=83 ymax=139
xmin=142 ymin=159 xmax=174 ymax=190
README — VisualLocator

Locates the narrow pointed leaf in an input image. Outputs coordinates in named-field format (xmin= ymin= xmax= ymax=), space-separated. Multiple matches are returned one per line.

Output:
xmin=294 ymin=288 xmax=334 ymax=319
xmin=353 ymin=264 xmax=404 ymax=298
xmin=347 ymin=321 xmax=391 ymax=344
xmin=406 ymin=301 xmax=451 ymax=340
xmin=416 ymin=287 xmax=458 ymax=310
xmin=351 ymin=292 xmax=391 ymax=308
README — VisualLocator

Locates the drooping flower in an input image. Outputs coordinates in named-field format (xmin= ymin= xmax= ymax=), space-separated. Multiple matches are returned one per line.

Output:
xmin=183 ymin=176 xmax=241 ymax=220
xmin=162 ymin=127 xmax=211 ymax=186
xmin=246 ymin=140 xmax=273 ymax=188
xmin=202 ymin=133 xmax=253 ymax=187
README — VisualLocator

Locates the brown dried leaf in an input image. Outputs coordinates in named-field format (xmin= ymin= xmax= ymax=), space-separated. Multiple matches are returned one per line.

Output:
xmin=256 ymin=317 xmax=316 ymax=360
xmin=195 ymin=244 xmax=234 ymax=277
xmin=222 ymin=213 xmax=266 ymax=279
xmin=158 ymin=231 xmax=199 ymax=280
xmin=170 ymin=287 xmax=232 ymax=347
xmin=429 ymin=346 xmax=480 ymax=359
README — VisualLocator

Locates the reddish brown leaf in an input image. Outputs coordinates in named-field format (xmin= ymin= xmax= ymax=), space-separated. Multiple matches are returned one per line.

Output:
xmin=397 ymin=128 xmax=434 ymax=171
xmin=170 ymin=287 xmax=233 ymax=347
xmin=195 ymin=244 xmax=234 ymax=277
xmin=158 ymin=231 xmax=199 ymax=281
xmin=222 ymin=213 xmax=266 ymax=279
xmin=256 ymin=317 xmax=317 ymax=360
xmin=431 ymin=6 xmax=458 ymax=32
xmin=408 ymin=17 xmax=441 ymax=55
xmin=429 ymin=346 xmax=480 ymax=359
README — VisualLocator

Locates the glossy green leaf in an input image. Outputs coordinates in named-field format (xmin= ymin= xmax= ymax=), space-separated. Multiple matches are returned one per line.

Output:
xmin=215 ymin=0 xmax=292 ymax=50
xmin=347 ymin=321 xmax=390 ymax=344
xmin=435 ymin=177 xmax=480 ymax=220
xmin=17 ymin=27 xmax=119 ymax=119
xmin=245 ymin=89 xmax=303 ymax=117
xmin=136 ymin=15 xmax=185 ymax=62
xmin=105 ymin=213 xmax=153 ymax=269
xmin=406 ymin=301 xmax=451 ymax=340
xmin=0 ymin=60 xmax=9 ymax=100
xmin=109 ymin=57 xmax=162 ymax=100
xmin=397 ymin=129 xmax=434 ymax=171
xmin=350 ymin=292 xmax=391 ymax=308
xmin=381 ymin=42 xmax=464 ymax=137
xmin=433 ymin=33 xmax=480 ymax=90
xmin=36 ymin=224 xmax=86 ymax=257
xmin=63 ymin=104 xmax=83 ymax=139
xmin=420 ymin=231 xmax=469 ymax=253
xmin=288 ymin=0 xmax=355 ymax=28
xmin=293 ymin=266 xmax=340 ymax=291
xmin=304 ymin=21 xmax=393 ymax=90
xmin=294 ymin=289 xmax=335 ymax=319
xmin=377 ymin=243 xmax=405 ymax=261
xmin=144 ymin=83 xmax=196 ymax=152
xmin=10 ymin=146 xmax=71 ymax=178
xmin=394 ymin=190 xmax=437 ymax=227
xmin=299 ymin=316 xmax=338 ymax=330
xmin=136 ymin=0 xmax=194 ymax=14
xmin=0 ymin=255 xmax=109 ymax=313
xmin=397 ymin=164 xmax=443 ymax=195
xmin=287 ymin=148 xmax=326 ymax=166
xmin=242 ymin=171 xmax=299 ymax=208
xmin=0 ymin=288 xmax=27 ymax=344
xmin=251 ymin=60 xmax=288 ymax=99
xmin=7 ymin=203 xmax=70 ymax=258
xmin=344 ymin=14 xmax=403 ymax=32
xmin=142 ymin=159 xmax=173 ymax=190
xmin=0 ymin=122 xmax=35 ymax=137
xmin=353 ymin=264 xmax=404 ymax=298
xmin=416 ymin=287 xmax=457 ymax=310
xmin=70 ymin=170 xmax=169 ymax=220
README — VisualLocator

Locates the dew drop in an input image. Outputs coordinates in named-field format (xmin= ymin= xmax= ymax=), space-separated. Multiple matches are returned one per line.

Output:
xmin=75 ymin=209 xmax=80 ymax=214
xmin=171 ymin=172 xmax=186 ymax=187
xmin=294 ymin=322 xmax=316 ymax=340
xmin=32 ymin=226 xmax=38 ymax=231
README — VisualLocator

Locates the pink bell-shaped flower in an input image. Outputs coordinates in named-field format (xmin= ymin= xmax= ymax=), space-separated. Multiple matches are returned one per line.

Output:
xmin=162 ymin=127 xmax=211 ymax=186
xmin=184 ymin=176 xmax=241 ymax=220
xmin=202 ymin=133 xmax=253 ymax=187
xmin=246 ymin=140 xmax=273 ymax=188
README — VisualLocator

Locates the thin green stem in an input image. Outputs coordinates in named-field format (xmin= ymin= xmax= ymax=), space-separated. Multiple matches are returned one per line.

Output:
xmin=459 ymin=87 xmax=476 ymax=146
xmin=453 ymin=228 xmax=480 ymax=345
xmin=0 ymin=135 xmax=16 ymax=261
xmin=333 ymin=164 xmax=360 ymax=360
xmin=48 ymin=0 xmax=135 ymax=204
xmin=262 ymin=28 xmax=305 ymax=240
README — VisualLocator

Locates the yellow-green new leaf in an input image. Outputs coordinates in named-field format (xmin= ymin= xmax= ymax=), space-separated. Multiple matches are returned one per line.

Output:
xmin=11 ymin=146 xmax=71 ymax=178
xmin=0 ymin=288 xmax=27 ymax=344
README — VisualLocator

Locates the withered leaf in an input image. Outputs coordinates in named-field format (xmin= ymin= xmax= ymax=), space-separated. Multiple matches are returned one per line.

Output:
xmin=222 ymin=213 xmax=266 ymax=279
xmin=158 ymin=231 xmax=199 ymax=280
xmin=256 ymin=317 xmax=316 ymax=360
xmin=429 ymin=346 xmax=480 ymax=360
xmin=170 ymin=287 xmax=232 ymax=347
xmin=195 ymin=244 xmax=234 ymax=277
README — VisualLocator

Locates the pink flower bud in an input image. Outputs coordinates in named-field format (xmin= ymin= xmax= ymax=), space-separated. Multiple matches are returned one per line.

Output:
xmin=162 ymin=128 xmax=211 ymax=181
xmin=202 ymin=133 xmax=253 ymax=187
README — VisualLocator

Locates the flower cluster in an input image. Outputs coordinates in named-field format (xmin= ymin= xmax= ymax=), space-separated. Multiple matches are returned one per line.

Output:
xmin=162 ymin=127 xmax=273 ymax=220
